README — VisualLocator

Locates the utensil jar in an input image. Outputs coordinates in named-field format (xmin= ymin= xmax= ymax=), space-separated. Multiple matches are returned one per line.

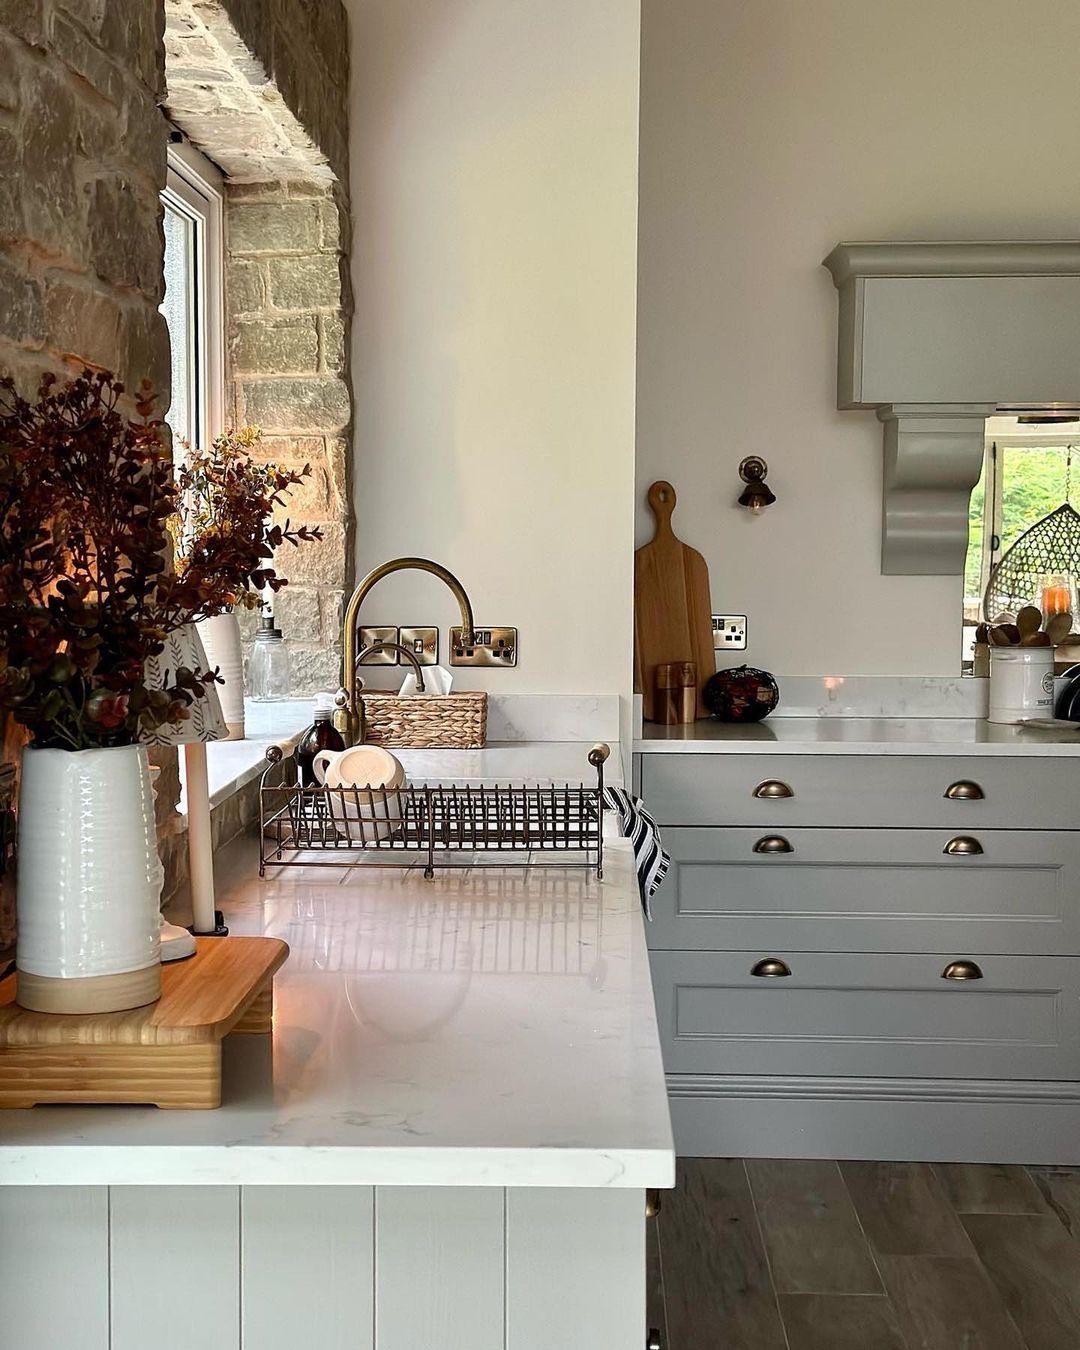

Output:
xmin=988 ymin=645 xmax=1055 ymax=724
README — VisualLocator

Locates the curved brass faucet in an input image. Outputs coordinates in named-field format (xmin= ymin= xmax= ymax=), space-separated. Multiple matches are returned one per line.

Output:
xmin=336 ymin=557 xmax=475 ymax=745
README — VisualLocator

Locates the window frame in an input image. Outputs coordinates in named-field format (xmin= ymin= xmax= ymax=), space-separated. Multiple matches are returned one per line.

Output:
xmin=161 ymin=137 xmax=225 ymax=452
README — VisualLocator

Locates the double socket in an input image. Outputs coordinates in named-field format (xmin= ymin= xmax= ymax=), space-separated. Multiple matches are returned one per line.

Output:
xmin=450 ymin=627 xmax=518 ymax=667
xmin=358 ymin=626 xmax=438 ymax=666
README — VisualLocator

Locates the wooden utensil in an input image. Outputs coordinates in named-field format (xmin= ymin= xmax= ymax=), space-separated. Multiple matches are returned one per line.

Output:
xmin=1020 ymin=631 xmax=1052 ymax=646
xmin=989 ymin=625 xmax=1013 ymax=646
xmin=634 ymin=480 xmax=715 ymax=720
xmin=1045 ymin=611 xmax=1073 ymax=646
xmin=1017 ymin=605 xmax=1043 ymax=639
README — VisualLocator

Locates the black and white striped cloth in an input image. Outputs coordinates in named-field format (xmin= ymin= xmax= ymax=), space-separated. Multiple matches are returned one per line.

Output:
xmin=603 ymin=786 xmax=669 ymax=919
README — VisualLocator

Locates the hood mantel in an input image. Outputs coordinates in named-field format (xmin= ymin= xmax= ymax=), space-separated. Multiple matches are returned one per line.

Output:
xmin=823 ymin=240 xmax=1080 ymax=575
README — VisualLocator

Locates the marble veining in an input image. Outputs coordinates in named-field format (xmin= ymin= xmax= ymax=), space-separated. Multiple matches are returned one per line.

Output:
xmin=0 ymin=837 xmax=672 ymax=1188
xmin=637 ymin=717 xmax=1080 ymax=756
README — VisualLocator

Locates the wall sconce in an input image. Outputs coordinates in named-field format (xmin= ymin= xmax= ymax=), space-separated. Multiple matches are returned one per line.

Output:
xmin=738 ymin=456 xmax=776 ymax=513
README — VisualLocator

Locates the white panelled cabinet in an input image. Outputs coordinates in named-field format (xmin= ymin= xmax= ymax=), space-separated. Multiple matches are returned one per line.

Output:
xmin=638 ymin=747 xmax=1080 ymax=1163
xmin=0 ymin=1185 xmax=647 ymax=1350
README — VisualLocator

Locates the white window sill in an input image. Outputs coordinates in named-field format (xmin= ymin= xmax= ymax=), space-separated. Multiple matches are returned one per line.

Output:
xmin=177 ymin=698 xmax=311 ymax=820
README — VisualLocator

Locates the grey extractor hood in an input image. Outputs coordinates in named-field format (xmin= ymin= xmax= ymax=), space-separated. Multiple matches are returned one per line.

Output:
xmin=823 ymin=241 xmax=1080 ymax=575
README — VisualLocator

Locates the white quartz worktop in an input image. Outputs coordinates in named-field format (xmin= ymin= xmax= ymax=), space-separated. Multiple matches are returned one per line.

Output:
xmin=0 ymin=835 xmax=672 ymax=1188
xmin=395 ymin=740 xmax=622 ymax=785
xmin=636 ymin=717 xmax=1080 ymax=756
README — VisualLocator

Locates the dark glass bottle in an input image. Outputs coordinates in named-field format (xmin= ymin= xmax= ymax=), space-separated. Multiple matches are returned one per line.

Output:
xmin=296 ymin=701 xmax=345 ymax=786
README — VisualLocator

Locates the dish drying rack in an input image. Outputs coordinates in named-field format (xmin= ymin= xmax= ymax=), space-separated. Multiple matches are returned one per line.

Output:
xmin=258 ymin=742 xmax=609 ymax=880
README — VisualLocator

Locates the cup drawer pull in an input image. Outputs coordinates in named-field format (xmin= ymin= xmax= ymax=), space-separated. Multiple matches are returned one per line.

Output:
xmin=942 ymin=960 xmax=984 ymax=981
xmin=945 ymin=780 xmax=984 ymax=800
xmin=943 ymin=836 xmax=983 ymax=856
xmin=751 ymin=957 xmax=792 ymax=978
xmin=753 ymin=779 xmax=794 ymax=799
xmin=753 ymin=835 xmax=794 ymax=854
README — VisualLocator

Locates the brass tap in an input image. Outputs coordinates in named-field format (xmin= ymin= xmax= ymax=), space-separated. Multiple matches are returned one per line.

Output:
xmin=336 ymin=557 xmax=475 ymax=746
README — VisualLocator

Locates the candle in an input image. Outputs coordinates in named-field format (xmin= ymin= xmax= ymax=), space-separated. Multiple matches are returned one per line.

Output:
xmin=1042 ymin=578 xmax=1073 ymax=617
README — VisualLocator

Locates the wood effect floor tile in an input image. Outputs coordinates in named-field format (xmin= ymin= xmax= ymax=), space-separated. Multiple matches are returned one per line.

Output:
xmin=934 ymin=1162 xmax=1050 ymax=1214
xmin=962 ymin=1212 xmax=1080 ymax=1350
xmin=879 ymin=1254 xmax=1025 ymax=1350
xmin=841 ymin=1161 xmax=970 ymax=1258
xmin=661 ymin=1159 xmax=787 ymax=1350
xmin=746 ymin=1159 xmax=882 ymax=1295
xmin=1028 ymin=1167 xmax=1080 ymax=1237
xmin=779 ymin=1293 xmax=907 ymax=1350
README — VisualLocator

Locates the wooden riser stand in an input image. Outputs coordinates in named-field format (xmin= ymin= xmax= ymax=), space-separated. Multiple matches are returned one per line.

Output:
xmin=0 ymin=936 xmax=289 ymax=1110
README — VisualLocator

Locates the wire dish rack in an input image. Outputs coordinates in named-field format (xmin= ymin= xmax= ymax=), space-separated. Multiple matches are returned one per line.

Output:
xmin=258 ymin=742 xmax=609 ymax=880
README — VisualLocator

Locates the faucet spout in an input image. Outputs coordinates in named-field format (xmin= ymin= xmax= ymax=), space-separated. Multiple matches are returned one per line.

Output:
xmin=337 ymin=557 xmax=476 ymax=745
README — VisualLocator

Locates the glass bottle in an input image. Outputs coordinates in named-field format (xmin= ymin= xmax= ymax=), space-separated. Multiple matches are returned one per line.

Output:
xmin=249 ymin=611 xmax=291 ymax=701
xmin=296 ymin=695 xmax=345 ymax=786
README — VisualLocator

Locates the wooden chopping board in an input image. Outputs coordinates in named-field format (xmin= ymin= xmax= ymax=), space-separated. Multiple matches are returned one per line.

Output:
xmin=634 ymin=480 xmax=715 ymax=720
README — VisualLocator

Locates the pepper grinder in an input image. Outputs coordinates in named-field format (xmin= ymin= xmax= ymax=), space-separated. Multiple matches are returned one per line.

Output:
xmin=655 ymin=661 xmax=697 ymax=724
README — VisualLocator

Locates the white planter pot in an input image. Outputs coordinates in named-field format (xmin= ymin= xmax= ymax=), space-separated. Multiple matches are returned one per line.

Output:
xmin=16 ymin=745 xmax=163 ymax=1013
xmin=197 ymin=611 xmax=245 ymax=740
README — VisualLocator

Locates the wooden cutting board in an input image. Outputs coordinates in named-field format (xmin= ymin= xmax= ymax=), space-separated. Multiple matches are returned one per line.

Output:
xmin=0 ymin=936 xmax=289 ymax=1109
xmin=634 ymin=480 xmax=715 ymax=720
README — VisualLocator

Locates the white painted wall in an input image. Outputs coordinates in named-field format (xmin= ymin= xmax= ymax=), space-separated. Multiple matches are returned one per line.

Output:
xmin=637 ymin=0 xmax=1080 ymax=676
xmin=347 ymin=0 xmax=640 ymax=701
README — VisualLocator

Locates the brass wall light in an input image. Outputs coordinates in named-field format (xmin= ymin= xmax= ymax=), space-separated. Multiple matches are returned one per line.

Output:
xmin=738 ymin=456 xmax=775 ymax=513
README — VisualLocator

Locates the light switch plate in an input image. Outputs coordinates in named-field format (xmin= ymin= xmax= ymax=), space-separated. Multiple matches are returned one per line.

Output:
xmin=449 ymin=626 xmax=518 ymax=667
xmin=399 ymin=626 xmax=439 ymax=666
xmin=713 ymin=614 xmax=747 ymax=651
xmin=358 ymin=626 xmax=399 ymax=665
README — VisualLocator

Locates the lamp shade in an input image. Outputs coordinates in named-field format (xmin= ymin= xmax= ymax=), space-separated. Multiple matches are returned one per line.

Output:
xmin=142 ymin=623 xmax=227 ymax=747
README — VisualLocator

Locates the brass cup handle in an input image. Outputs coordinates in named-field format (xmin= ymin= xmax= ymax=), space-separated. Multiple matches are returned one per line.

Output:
xmin=751 ymin=957 xmax=792 ymax=978
xmin=646 ymin=1188 xmax=661 ymax=1218
xmin=647 ymin=1331 xmax=663 ymax=1350
xmin=754 ymin=835 xmax=794 ymax=854
xmin=753 ymin=779 xmax=794 ymax=799
xmin=943 ymin=836 xmax=984 ymax=855
xmin=942 ymin=960 xmax=984 ymax=981
xmin=945 ymin=780 xmax=985 ymax=800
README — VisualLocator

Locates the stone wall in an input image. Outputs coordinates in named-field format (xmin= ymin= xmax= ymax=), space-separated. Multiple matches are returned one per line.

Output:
xmin=165 ymin=0 xmax=353 ymax=696
xmin=0 ymin=0 xmax=183 ymax=937
xmin=0 ymin=1 xmax=169 ymax=397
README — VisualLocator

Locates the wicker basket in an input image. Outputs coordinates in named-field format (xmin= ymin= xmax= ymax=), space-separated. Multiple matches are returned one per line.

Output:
xmin=360 ymin=691 xmax=487 ymax=749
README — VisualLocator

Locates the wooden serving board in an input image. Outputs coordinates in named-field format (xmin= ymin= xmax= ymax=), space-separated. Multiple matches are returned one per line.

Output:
xmin=0 ymin=936 xmax=289 ymax=1110
xmin=634 ymin=480 xmax=715 ymax=720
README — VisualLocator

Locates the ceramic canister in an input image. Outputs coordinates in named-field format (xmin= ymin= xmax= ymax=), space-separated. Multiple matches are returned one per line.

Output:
xmin=988 ymin=645 xmax=1055 ymax=724
xmin=197 ymin=611 xmax=245 ymax=740
xmin=15 ymin=744 xmax=163 ymax=1013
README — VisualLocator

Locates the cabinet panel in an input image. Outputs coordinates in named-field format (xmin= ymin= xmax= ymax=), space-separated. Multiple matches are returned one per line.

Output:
xmin=375 ymin=1187 xmax=504 ymax=1350
xmin=649 ymin=828 xmax=1080 ymax=956
xmin=0 ymin=1187 xmax=108 ymax=1350
xmin=640 ymin=754 xmax=1078 ymax=830
xmin=242 ymin=1187 xmax=374 ymax=1350
xmin=506 ymin=1189 xmax=645 ymax=1350
xmin=651 ymin=950 xmax=1080 ymax=1081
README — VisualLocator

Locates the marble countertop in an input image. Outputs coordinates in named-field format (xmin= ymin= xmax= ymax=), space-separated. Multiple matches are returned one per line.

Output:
xmin=0 ymin=835 xmax=672 ymax=1189
xmin=636 ymin=718 xmax=1080 ymax=756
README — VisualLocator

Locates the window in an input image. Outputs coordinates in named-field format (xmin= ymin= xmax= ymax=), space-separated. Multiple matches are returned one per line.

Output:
xmin=160 ymin=138 xmax=224 ymax=451
xmin=964 ymin=415 xmax=1080 ymax=661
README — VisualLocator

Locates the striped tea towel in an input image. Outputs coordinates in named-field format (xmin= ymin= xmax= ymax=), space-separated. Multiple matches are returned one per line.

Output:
xmin=603 ymin=786 xmax=669 ymax=918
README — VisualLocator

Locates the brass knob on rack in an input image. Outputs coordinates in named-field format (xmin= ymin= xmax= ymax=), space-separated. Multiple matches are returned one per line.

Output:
xmin=645 ymin=1189 xmax=662 ymax=1218
xmin=588 ymin=742 xmax=611 ymax=768
xmin=942 ymin=960 xmax=984 ymax=981
xmin=751 ymin=957 xmax=792 ymax=978
xmin=753 ymin=779 xmax=794 ymax=799
xmin=945 ymin=780 xmax=984 ymax=800
xmin=753 ymin=835 xmax=794 ymax=854
xmin=943 ymin=836 xmax=983 ymax=856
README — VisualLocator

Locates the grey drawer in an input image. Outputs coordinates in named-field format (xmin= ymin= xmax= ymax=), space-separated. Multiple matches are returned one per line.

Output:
xmin=639 ymin=754 xmax=1080 ymax=831
xmin=650 ymin=950 xmax=1080 ymax=1081
xmin=649 ymin=828 xmax=1080 ymax=956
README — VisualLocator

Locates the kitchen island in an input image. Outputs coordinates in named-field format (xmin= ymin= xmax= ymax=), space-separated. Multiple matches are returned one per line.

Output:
xmin=0 ymin=748 xmax=673 ymax=1350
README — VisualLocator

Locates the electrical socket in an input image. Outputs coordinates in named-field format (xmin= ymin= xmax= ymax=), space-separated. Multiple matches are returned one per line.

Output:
xmin=449 ymin=626 xmax=518 ymax=667
xmin=399 ymin=626 xmax=439 ymax=666
xmin=358 ymin=626 xmax=399 ymax=665
xmin=713 ymin=614 xmax=747 ymax=651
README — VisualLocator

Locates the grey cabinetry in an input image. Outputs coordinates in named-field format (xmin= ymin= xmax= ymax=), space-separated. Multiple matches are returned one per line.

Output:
xmin=639 ymin=751 xmax=1080 ymax=1162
